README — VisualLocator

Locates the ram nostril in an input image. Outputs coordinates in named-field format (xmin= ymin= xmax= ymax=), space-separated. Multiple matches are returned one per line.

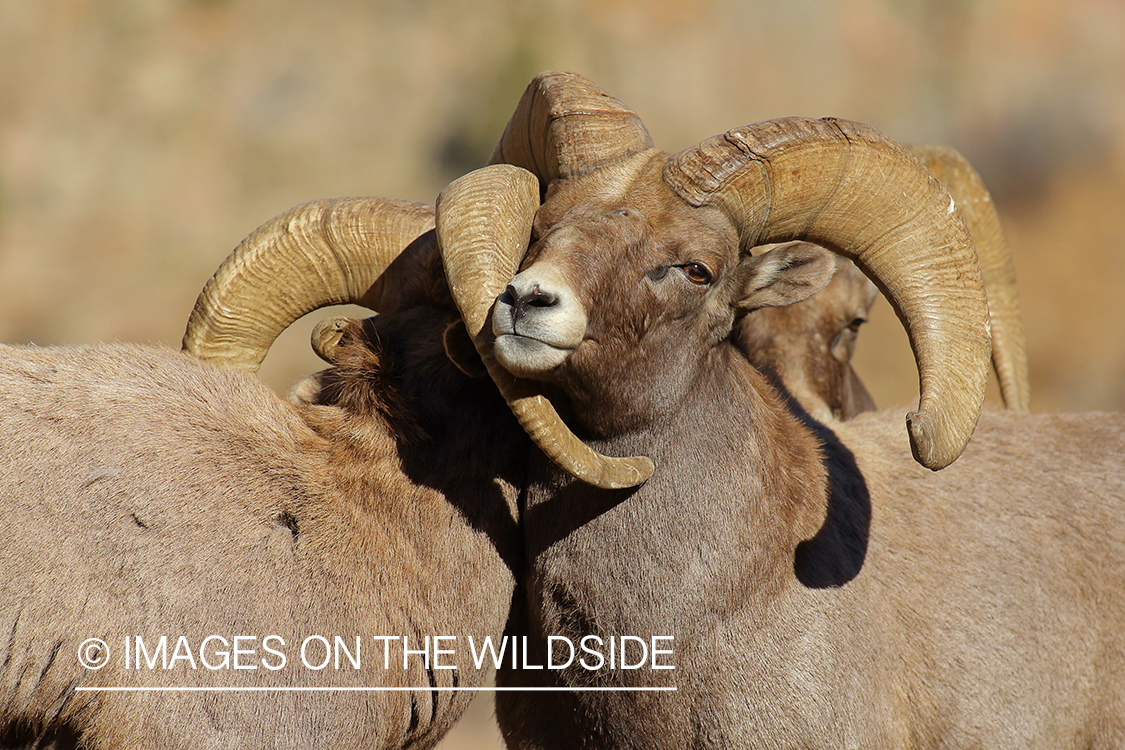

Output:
xmin=526 ymin=286 xmax=558 ymax=308
xmin=509 ymin=284 xmax=559 ymax=319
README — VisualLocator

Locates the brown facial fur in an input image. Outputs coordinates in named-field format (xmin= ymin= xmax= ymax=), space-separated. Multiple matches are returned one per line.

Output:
xmin=516 ymin=154 xmax=763 ymax=435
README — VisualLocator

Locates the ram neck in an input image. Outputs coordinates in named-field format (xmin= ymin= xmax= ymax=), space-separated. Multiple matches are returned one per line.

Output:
xmin=521 ymin=344 xmax=829 ymax=647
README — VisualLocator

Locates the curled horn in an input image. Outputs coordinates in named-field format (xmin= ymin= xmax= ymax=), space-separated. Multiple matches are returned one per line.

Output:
xmin=436 ymin=164 xmax=654 ymax=490
xmin=183 ymin=197 xmax=435 ymax=371
xmin=664 ymin=117 xmax=991 ymax=470
xmin=488 ymin=70 xmax=655 ymax=192
xmin=479 ymin=70 xmax=658 ymax=488
xmin=909 ymin=143 xmax=1030 ymax=412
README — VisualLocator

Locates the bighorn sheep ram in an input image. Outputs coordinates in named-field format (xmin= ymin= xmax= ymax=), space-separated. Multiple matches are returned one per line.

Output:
xmin=744 ymin=143 xmax=1030 ymax=421
xmin=0 ymin=196 xmax=529 ymax=748
xmin=434 ymin=72 xmax=1125 ymax=748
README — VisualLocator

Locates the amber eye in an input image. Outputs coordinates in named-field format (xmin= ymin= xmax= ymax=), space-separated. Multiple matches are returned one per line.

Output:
xmin=679 ymin=263 xmax=712 ymax=285
xmin=847 ymin=318 xmax=865 ymax=333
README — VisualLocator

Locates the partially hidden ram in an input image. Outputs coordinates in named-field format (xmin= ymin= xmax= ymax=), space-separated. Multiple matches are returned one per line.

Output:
xmin=743 ymin=143 xmax=1030 ymax=421
xmin=1 ymin=197 xmax=528 ymax=748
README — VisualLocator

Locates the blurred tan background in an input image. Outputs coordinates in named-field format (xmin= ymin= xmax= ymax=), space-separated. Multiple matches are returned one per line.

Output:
xmin=2 ymin=1 xmax=1122 ymax=746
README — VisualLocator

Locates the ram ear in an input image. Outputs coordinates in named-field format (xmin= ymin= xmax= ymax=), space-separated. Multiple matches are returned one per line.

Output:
xmin=442 ymin=319 xmax=488 ymax=378
xmin=734 ymin=242 xmax=836 ymax=311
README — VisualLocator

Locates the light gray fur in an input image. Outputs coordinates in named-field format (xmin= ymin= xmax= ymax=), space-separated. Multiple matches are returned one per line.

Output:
xmin=1 ymin=334 xmax=524 ymax=749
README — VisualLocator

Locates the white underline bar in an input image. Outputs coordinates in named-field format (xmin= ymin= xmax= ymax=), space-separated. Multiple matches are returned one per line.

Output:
xmin=76 ymin=686 xmax=676 ymax=693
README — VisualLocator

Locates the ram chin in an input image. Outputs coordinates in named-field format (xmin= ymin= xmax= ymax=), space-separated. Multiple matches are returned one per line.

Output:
xmin=493 ymin=334 xmax=571 ymax=379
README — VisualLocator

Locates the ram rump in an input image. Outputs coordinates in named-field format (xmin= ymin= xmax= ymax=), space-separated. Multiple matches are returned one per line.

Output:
xmin=1 ymin=195 xmax=528 ymax=749
xmin=434 ymin=71 xmax=1125 ymax=749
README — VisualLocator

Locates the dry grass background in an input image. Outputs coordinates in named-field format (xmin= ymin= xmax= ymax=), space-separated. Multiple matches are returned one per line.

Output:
xmin=2 ymin=1 xmax=1123 ymax=746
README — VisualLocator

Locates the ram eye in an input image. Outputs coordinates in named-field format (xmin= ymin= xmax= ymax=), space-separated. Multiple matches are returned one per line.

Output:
xmin=679 ymin=263 xmax=712 ymax=285
xmin=847 ymin=318 xmax=865 ymax=333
